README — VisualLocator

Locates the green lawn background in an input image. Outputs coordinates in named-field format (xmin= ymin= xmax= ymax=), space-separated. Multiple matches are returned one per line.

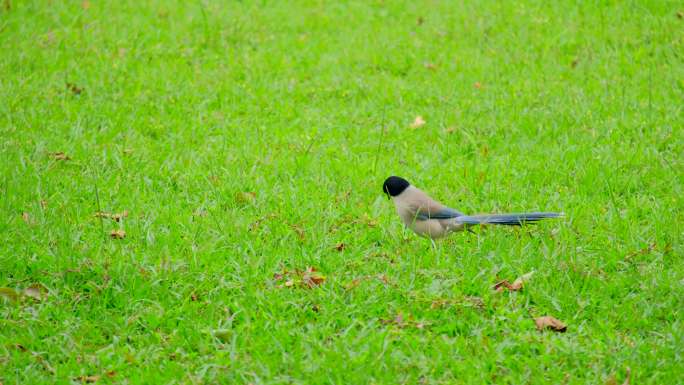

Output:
xmin=1 ymin=1 xmax=682 ymax=383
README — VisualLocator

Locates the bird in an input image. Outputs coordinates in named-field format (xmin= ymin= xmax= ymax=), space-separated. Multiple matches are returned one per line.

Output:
xmin=382 ymin=176 xmax=562 ymax=240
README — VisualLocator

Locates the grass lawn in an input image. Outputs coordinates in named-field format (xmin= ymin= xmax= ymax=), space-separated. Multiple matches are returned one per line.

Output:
xmin=1 ymin=0 xmax=683 ymax=383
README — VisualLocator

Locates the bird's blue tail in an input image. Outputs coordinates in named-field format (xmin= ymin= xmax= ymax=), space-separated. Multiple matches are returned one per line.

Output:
xmin=455 ymin=212 xmax=563 ymax=226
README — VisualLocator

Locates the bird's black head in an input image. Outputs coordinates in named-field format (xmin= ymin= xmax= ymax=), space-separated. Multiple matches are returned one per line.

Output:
xmin=383 ymin=176 xmax=410 ymax=198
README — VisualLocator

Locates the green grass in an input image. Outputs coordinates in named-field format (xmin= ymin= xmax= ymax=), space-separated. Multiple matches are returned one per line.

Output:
xmin=1 ymin=0 xmax=683 ymax=383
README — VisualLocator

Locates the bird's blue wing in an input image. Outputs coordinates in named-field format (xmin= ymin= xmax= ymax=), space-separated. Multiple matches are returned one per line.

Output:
xmin=415 ymin=206 xmax=463 ymax=220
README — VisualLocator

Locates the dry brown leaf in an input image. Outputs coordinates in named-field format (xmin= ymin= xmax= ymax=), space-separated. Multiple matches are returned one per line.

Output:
xmin=275 ymin=267 xmax=325 ymax=289
xmin=423 ymin=62 xmax=437 ymax=70
xmin=74 ymin=375 xmax=99 ymax=383
xmin=334 ymin=242 xmax=345 ymax=251
xmin=66 ymin=83 xmax=83 ymax=95
xmin=110 ymin=229 xmax=126 ymax=239
xmin=24 ymin=283 xmax=49 ymax=301
xmin=474 ymin=82 xmax=482 ymax=89
xmin=495 ymin=271 xmax=534 ymax=292
xmin=95 ymin=211 xmax=128 ymax=222
xmin=111 ymin=211 xmax=129 ymax=221
xmin=21 ymin=212 xmax=31 ymax=224
xmin=511 ymin=271 xmax=534 ymax=289
xmin=493 ymin=279 xmax=513 ymax=292
xmin=302 ymin=266 xmax=326 ymax=287
xmin=49 ymin=152 xmax=71 ymax=161
xmin=534 ymin=316 xmax=567 ymax=332
xmin=81 ymin=0 xmax=91 ymax=10
xmin=410 ymin=116 xmax=426 ymax=128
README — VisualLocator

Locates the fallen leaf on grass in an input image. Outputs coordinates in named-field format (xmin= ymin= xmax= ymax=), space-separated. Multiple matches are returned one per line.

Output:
xmin=534 ymin=316 xmax=567 ymax=332
xmin=423 ymin=62 xmax=437 ymax=70
xmin=274 ymin=266 xmax=326 ymax=289
xmin=473 ymin=82 xmax=482 ymax=89
xmin=110 ymin=229 xmax=126 ymax=239
xmin=24 ymin=283 xmax=49 ymax=301
xmin=302 ymin=267 xmax=326 ymax=288
xmin=81 ymin=0 xmax=90 ymax=10
xmin=494 ymin=271 xmax=534 ymax=292
xmin=410 ymin=116 xmax=426 ymax=128
xmin=66 ymin=83 xmax=83 ymax=95
xmin=49 ymin=152 xmax=71 ymax=161
xmin=74 ymin=375 xmax=99 ymax=383
xmin=21 ymin=212 xmax=31 ymax=224
xmin=493 ymin=280 xmax=513 ymax=292
xmin=95 ymin=210 xmax=128 ymax=222
xmin=334 ymin=242 xmax=345 ymax=251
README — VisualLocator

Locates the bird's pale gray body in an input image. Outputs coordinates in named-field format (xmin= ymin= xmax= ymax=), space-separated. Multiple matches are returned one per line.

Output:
xmin=392 ymin=186 xmax=464 ymax=238
xmin=383 ymin=176 xmax=562 ymax=240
